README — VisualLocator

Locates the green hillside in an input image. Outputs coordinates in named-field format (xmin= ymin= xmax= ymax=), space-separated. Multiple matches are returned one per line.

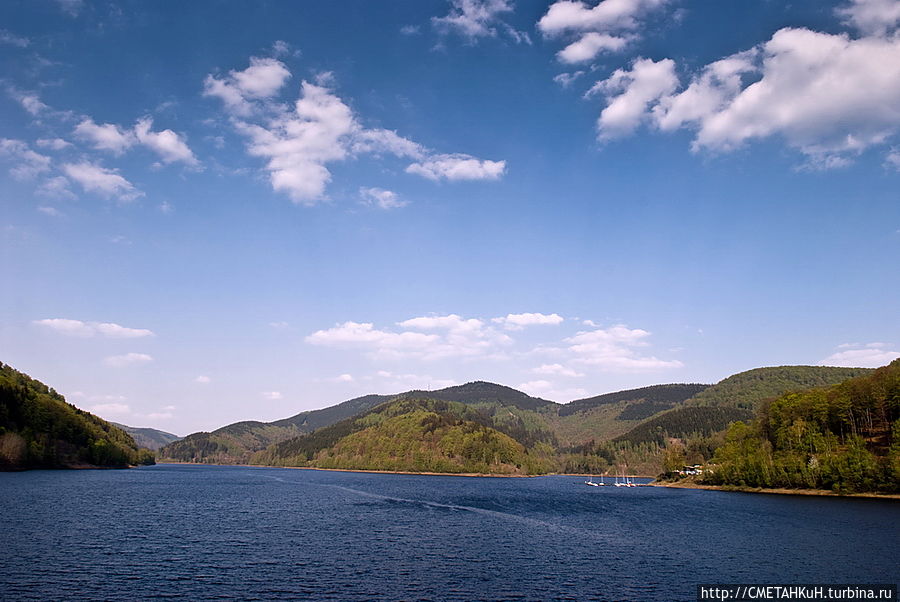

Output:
xmin=254 ymin=398 xmax=553 ymax=474
xmin=615 ymin=406 xmax=753 ymax=445
xmin=685 ymin=366 xmax=872 ymax=410
xmin=0 ymin=362 xmax=154 ymax=470
xmin=549 ymin=384 xmax=709 ymax=447
xmin=159 ymin=383 xmax=555 ymax=464
xmin=703 ymin=359 xmax=900 ymax=493
xmin=559 ymin=384 xmax=709 ymax=417
xmin=112 ymin=423 xmax=181 ymax=451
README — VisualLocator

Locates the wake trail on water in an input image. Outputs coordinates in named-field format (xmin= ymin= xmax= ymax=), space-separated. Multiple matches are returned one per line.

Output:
xmin=320 ymin=483 xmax=609 ymax=541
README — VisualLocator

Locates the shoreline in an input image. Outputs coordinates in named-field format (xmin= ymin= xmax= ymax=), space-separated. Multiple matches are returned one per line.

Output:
xmin=651 ymin=480 xmax=900 ymax=500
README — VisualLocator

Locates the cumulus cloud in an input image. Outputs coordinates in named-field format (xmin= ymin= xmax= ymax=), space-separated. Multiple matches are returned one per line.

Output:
xmin=62 ymin=162 xmax=142 ymax=202
xmin=539 ymin=0 xmax=668 ymax=62
xmin=819 ymin=343 xmax=900 ymax=368
xmin=586 ymin=23 xmax=900 ymax=166
xmin=557 ymin=32 xmax=630 ymax=63
xmin=360 ymin=187 xmax=408 ymax=209
xmin=406 ymin=153 xmax=506 ymax=181
xmin=73 ymin=118 xmax=136 ymax=155
xmin=564 ymin=324 xmax=683 ymax=371
xmin=35 ymin=318 xmax=154 ymax=338
xmin=205 ymin=57 xmax=506 ymax=204
xmin=492 ymin=312 xmax=564 ymax=330
xmin=203 ymin=56 xmax=292 ymax=117
xmin=134 ymin=117 xmax=199 ymax=166
xmin=307 ymin=314 xmax=511 ymax=360
xmin=837 ymin=0 xmax=900 ymax=36
xmin=105 ymin=353 xmax=154 ymax=367
xmin=586 ymin=57 xmax=678 ymax=139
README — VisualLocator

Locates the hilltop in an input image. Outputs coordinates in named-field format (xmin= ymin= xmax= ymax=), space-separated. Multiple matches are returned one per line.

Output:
xmin=253 ymin=397 xmax=554 ymax=474
xmin=111 ymin=423 xmax=181 ymax=451
xmin=159 ymin=382 xmax=555 ymax=464
xmin=0 ymin=362 xmax=154 ymax=470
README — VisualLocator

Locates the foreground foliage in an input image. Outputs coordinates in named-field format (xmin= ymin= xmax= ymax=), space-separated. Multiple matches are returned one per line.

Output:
xmin=0 ymin=362 xmax=154 ymax=469
xmin=703 ymin=359 xmax=900 ymax=493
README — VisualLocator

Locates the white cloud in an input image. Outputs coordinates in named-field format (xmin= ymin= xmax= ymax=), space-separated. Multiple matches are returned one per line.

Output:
xmin=558 ymin=32 xmax=629 ymax=63
xmin=0 ymin=138 xmax=51 ymax=180
xmin=593 ymin=26 xmax=900 ymax=167
xmin=819 ymin=343 xmax=900 ymax=368
xmin=539 ymin=0 xmax=668 ymax=63
xmin=36 ymin=138 xmax=72 ymax=150
xmin=0 ymin=30 xmax=29 ymax=48
xmin=516 ymin=379 xmax=587 ymax=401
xmin=261 ymin=391 xmax=283 ymax=400
xmin=89 ymin=402 xmax=131 ymax=416
xmin=62 ymin=162 xmax=142 ymax=202
xmin=37 ymin=176 xmax=76 ymax=199
xmin=37 ymin=206 xmax=62 ymax=217
xmin=564 ymin=324 xmax=684 ymax=371
xmin=586 ymin=57 xmax=678 ymax=139
xmin=73 ymin=118 xmax=136 ymax=155
xmin=206 ymin=57 xmax=507 ymax=204
xmin=538 ymin=0 xmax=669 ymax=35
xmin=334 ymin=373 xmax=354 ymax=383
xmin=271 ymin=40 xmax=295 ymax=58
xmin=553 ymin=71 xmax=585 ymax=87
xmin=35 ymin=318 xmax=154 ymax=338
xmin=432 ymin=0 xmax=522 ymax=41
xmin=203 ymin=56 xmax=291 ymax=116
xmin=105 ymin=353 xmax=154 ymax=367
xmin=307 ymin=314 xmax=511 ymax=361
xmin=195 ymin=375 xmax=211 ymax=384
xmin=134 ymin=117 xmax=199 ymax=166
xmin=406 ymin=153 xmax=506 ymax=181
xmin=887 ymin=149 xmax=900 ymax=170
xmin=837 ymin=0 xmax=900 ymax=36
xmin=360 ymin=187 xmax=408 ymax=210
xmin=233 ymin=80 xmax=355 ymax=203
xmin=533 ymin=363 xmax=584 ymax=377
xmin=12 ymin=91 xmax=48 ymax=116
xmin=492 ymin=312 xmax=564 ymax=330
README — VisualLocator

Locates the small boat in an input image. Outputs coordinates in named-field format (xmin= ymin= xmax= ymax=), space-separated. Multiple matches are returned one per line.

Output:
xmin=584 ymin=475 xmax=600 ymax=487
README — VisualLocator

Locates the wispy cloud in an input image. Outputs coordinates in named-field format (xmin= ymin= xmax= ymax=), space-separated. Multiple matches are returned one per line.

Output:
xmin=819 ymin=343 xmax=900 ymax=368
xmin=35 ymin=318 xmax=154 ymax=338
xmin=104 ymin=353 xmax=154 ymax=367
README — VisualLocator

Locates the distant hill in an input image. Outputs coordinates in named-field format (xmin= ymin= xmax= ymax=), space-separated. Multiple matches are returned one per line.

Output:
xmin=253 ymin=397 xmax=554 ymax=474
xmin=614 ymin=406 xmax=754 ymax=445
xmin=159 ymin=382 xmax=555 ymax=464
xmin=549 ymin=384 xmax=710 ymax=447
xmin=0 ymin=362 xmax=154 ymax=470
xmin=111 ymin=423 xmax=181 ymax=451
xmin=684 ymin=366 xmax=872 ymax=410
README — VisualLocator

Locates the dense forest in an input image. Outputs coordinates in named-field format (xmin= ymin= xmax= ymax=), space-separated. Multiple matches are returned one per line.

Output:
xmin=0 ymin=362 xmax=155 ymax=470
xmin=701 ymin=359 xmax=900 ymax=493
xmin=253 ymin=398 xmax=556 ymax=474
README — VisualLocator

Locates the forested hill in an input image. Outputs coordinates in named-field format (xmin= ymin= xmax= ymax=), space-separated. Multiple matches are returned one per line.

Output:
xmin=111 ymin=423 xmax=181 ymax=451
xmin=159 ymin=382 xmax=554 ymax=464
xmin=703 ymin=359 xmax=900 ymax=493
xmin=559 ymin=384 xmax=709 ymax=417
xmin=685 ymin=366 xmax=872 ymax=410
xmin=253 ymin=397 xmax=554 ymax=474
xmin=0 ymin=362 xmax=155 ymax=470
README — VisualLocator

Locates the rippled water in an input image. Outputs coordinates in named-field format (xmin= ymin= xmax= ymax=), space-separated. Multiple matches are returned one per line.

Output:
xmin=1 ymin=464 xmax=897 ymax=601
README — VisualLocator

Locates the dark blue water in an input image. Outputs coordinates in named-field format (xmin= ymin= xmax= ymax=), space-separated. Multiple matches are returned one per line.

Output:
xmin=1 ymin=465 xmax=897 ymax=601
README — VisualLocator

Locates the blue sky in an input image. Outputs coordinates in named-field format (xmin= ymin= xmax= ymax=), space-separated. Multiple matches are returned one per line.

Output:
xmin=1 ymin=0 xmax=898 ymax=435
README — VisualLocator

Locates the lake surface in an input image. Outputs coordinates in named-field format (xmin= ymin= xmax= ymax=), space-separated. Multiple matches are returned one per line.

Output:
xmin=1 ymin=464 xmax=897 ymax=601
